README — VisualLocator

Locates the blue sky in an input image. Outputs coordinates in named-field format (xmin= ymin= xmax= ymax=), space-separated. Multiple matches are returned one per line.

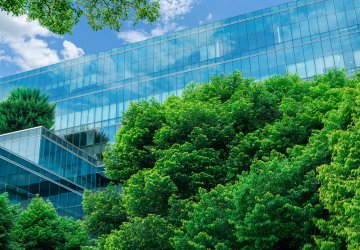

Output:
xmin=0 ymin=0 xmax=293 ymax=77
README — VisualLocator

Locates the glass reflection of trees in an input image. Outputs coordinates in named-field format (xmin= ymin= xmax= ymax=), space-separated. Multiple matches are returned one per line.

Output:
xmin=64 ymin=129 xmax=109 ymax=160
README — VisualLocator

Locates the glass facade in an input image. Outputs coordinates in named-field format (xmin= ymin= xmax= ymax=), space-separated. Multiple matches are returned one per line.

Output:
xmin=0 ymin=127 xmax=108 ymax=218
xmin=0 ymin=0 xmax=360 ymax=159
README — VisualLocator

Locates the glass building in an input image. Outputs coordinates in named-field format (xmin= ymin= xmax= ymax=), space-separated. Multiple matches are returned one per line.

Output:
xmin=1 ymin=0 xmax=360 ymax=215
xmin=1 ymin=0 xmax=360 ymax=158
xmin=0 ymin=127 xmax=108 ymax=218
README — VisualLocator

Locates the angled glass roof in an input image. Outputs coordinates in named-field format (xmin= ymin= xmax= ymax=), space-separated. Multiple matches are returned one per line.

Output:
xmin=0 ymin=127 xmax=109 ymax=219
xmin=0 ymin=127 xmax=106 ymax=189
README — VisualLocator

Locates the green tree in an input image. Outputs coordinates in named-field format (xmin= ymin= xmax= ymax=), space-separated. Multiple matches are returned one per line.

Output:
xmin=226 ymin=70 xmax=348 ymax=176
xmin=316 ymin=117 xmax=360 ymax=249
xmin=226 ymin=70 xmax=355 ymax=249
xmin=59 ymin=218 xmax=89 ymax=250
xmin=154 ymin=96 xmax=235 ymax=152
xmin=0 ymin=88 xmax=55 ymax=134
xmin=156 ymin=142 xmax=226 ymax=198
xmin=82 ymin=185 xmax=127 ymax=238
xmin=173 ymin=185 xmax=236 ymax=250
xmin=104 ymin=215 xmax=173 ymax=250
xmin=104 ymin=99 xmax=165 ymax=182
xmin=230 ymin=157 xmax=319 ymax=249
xmin=98 ymin=70 xmax=360 ymax=249
xmin=0 ymin=0 xmax=160 ymax=35
xmin=153 ymin=96 xmax=235 ymax=198
xmin=122 ymin=169 xmax=177 ymax=217
xmin=0 ymin=193 xmax=18 ymax=250
xmin=12 ymin=196 xmax=87 ymax=250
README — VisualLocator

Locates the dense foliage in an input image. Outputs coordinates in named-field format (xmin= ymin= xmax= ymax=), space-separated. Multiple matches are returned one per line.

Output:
xmin=0 ymin=0 xmax=160 ymax=35
xmin=104 ymin=215 xmax=174 ymax=250
xmin=83 ymin=185 xmax=127 ymax=238
xmin=12 ymin=196 xmax=87 ymax=250
xmin=0 ymin=193 xmax=17 ymax=250
xmin=122 ymin=169 xmax=177 ymax=217
xmin=0 ymin=194 xmax=86 ymax=250
xmin=103 ymin=99 xmax=164 ymax=182
xmin=0 ymin=88 xmax=55 ymax=134
xmin=98 ymin=70 xmax=359 ymax=249
xmin=1 ymin=70 xmax=359 ymax=249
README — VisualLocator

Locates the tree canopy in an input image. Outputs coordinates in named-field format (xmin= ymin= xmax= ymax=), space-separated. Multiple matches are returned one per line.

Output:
xmin=0 ymin=193 xmax=18 ymax=250
xmin=104 ymin=215 xmax=174 ymax=250
xmin=82 ymin=184 xmax=127 ymax=238
xmin=97 ymin=70 xmax=360 ymax=249
xmin=0 ymin=0 xmax=160 ymax=35
xmin=1 ymin=70 xmax=359 ymax=249
xmin=11 ymin=195 xmax=87 ymax=250
xmin=0 ymin=88 xmax=55 ymax=134
xmin=122 ymin=169 xmax=177 ymax=217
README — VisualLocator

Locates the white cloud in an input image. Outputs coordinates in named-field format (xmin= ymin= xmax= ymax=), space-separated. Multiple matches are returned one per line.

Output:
xmin=118 ymin=22 xmax=185 ymax=43
xmin=151 ymin=22 xmax=185 ymax=37
xmin=0 ymin=11 xmax=59 ymax=70
xmin=61 ymin=40 xmax=84 ymax=60
xmin=118 ymin=0 xmax=196 ymax=43
xmin=117 ymin=30 xmax=150 ymax=43
xmin=159 ymin=0 xmax=195 ymax=21
xmin=11 ymin=38 xmax=60 ymax=71
xmin=0 ymin=11 xmax=84 ymax=71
